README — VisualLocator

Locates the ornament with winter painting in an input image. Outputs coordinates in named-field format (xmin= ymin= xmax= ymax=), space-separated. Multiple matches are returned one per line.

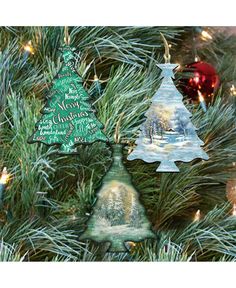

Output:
xmin=128 ymin=63 xmax=209 ymax=172
xmin=80 ymin=144 xmax=155 ymax=252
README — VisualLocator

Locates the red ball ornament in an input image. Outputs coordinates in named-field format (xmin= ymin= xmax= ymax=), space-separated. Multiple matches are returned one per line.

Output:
xmin=180 ymin=61 xmax=220 ymax=104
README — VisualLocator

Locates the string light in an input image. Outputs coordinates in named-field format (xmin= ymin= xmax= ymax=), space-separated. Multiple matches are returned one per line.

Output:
xmin=193 ymin=209 xmax=201 ymax=222
xmin=226 ymin=179 xmax=236 ymax=205
xmin=232 ymin=203 xmax=236 ymax=216
xmin=168 ymin=44 xmax=172 ymax=48
xmin=127 ymin=241 xmax=137 ymax=248
xmin=201 ymin=30 xmax=212 ymax=41
xmin=88 ymin=75 xmax=109 ymax=84
xmin=195 ymin=56 xmax=200 ymax=62
xmin=0 ymin=167 xmax=11 ymax=207
xmin=175 ymin=63 xmax=181 ymax=70
xmin=0 ymin=167 xmax=10 ymax=185
xmin=23 ymin=40 xmax=34 ymax=55
xmin=93 ymin=74 xmax=99 ymax=82
xmin=198 ymin=90 xmax=207 ymax=112
xmin=230 ymin=84 xmax=236 ymax=96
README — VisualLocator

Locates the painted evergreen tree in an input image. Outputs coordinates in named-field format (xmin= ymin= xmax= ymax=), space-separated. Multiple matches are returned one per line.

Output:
xmin=127 ymin=63 xmax=209 ymax=172
xmin=80 ymin=144 xmax=155 ymax=252
xmin=28 ymin=45 xmax=107 ymax=154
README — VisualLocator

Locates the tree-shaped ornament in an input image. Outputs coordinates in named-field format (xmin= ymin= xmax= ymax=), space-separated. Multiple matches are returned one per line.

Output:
xmin=80 ymin=121 xmax=155 ymax=252
xmin=127 ymin=34 xmax=209 ymax=172
xmin=28 ymin=31 xmax=107 ymax=154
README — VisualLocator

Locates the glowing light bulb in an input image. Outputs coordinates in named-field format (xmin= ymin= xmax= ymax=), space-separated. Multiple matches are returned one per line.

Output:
xmin=194 ymin=76 xmax=200 ymax=84
xmin=23 ymin=41 xmax=34 ymax=55
xmin=93 ymin=74 xmax=99 ymax=81
xmin=195 ymin=56 xmax=200 ymax=62
xmin=232 ymin=204 xmax=236 ymax=216
xmin=198 ymin=91 xmax=204 ymax=102
xmin=168 ymin=44 xmax=172 ymax=48
xmin=0 ymin=167 xmax=10 ymax=185
xmin=127 ymin=241 xmax=136 ymax=248
xmin=201 ymin=30 xmax=212 ymax=41
xmin=230 ymin=85 xmax=236 ymax=96
xmin=175 ymin=63 xmax=181 ymax=70
xmin=193 ymin=209 xmax=201 ymax=222
xmin=198 ymin=91 xmax=207 ymax=112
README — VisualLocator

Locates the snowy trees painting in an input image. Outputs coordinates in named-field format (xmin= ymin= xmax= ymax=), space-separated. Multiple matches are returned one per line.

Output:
xmin=127 ymin=63 xmax=209 ymax=172
xmin=80 ymin=145 xmax=154 ymax=252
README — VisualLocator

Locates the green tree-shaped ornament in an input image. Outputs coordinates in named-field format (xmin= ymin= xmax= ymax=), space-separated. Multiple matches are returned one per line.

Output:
xmin=28 ymin=45 xmax=107 ymax=154
xmin=127 ymin=62 xmax=209 ymax=172
xmin=80 ymin=144 xmax=155 ymax=252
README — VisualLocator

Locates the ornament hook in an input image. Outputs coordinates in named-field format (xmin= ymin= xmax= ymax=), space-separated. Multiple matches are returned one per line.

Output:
xmin=160 ymin=32 xmax=171 ymax=63
xmin=64 ymin=26 xmax=70 ymax=45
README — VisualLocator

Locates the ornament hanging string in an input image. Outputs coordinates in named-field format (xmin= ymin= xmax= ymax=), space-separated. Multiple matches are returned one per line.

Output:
xmin=160 ymin=32 xmax=171 ymax=63
xmin=64 ymin=26 xmax=70 ymax=45
xmin=114 ymin=112 xmax=125 ymax=144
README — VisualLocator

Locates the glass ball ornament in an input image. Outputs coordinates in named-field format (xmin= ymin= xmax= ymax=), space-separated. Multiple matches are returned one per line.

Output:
xmin=179 ymin=61 xmax=220 ymax=105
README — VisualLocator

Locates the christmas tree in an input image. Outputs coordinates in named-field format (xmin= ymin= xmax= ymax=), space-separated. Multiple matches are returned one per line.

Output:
xmin=28 ymin=45 xmax=107 ymax=154
xmin=80 ymin=144 xmax=155 ymax=252
xmin=1 ymin=26 xmax=236 ymax=262
xmin=127 ymin=63 xmax=209 ymax=172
